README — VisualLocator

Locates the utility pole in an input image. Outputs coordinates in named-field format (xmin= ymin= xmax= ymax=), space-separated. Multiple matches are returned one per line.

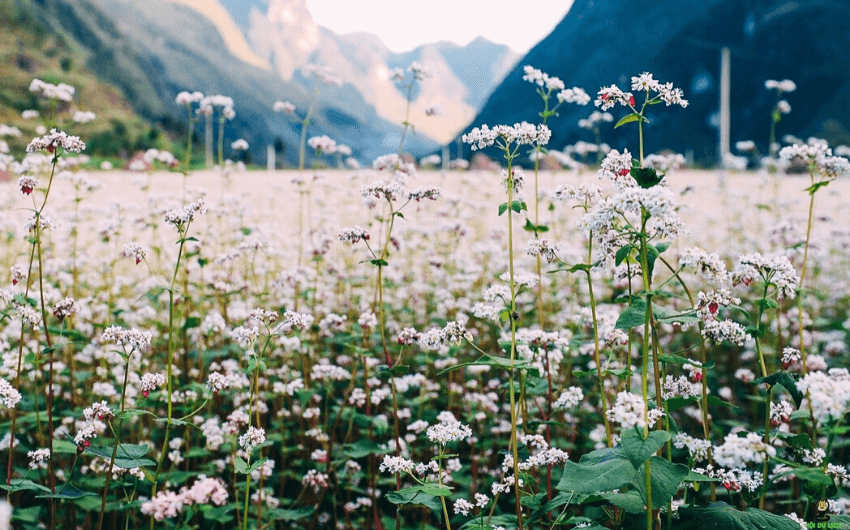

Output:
xmin=719 ymin=47 xmax=731 ymax=167
xmin=267 ymin=144 xmax=275 ymax=172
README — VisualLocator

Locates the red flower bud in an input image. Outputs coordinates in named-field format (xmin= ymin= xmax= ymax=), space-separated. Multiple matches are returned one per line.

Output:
xmin=12 ymin=279 xmax=17 ymax=286
xmin=709 ymin=302 xmax=719 ymax=314
xmin=142 ymin=390 xmax=149 ymax=398
xmin=22 ymin=186 xmax=33 ymax=195
xmin=83 ymin=440 xmax=91 ymax=447
xmin=618 ymin=168 xmax=630 ymax=176
xmin=629 ymin=95 xmax=636 ymax=106
xmin=690 ymin=372 xmax=703 ymax=384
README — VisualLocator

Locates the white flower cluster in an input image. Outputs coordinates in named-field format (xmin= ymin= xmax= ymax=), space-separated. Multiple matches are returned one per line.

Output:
xmin=121 ymin=242 xmax=148 ymax=264
xmin=231 ymin=139 xmax=249 ymax=151
xmin=734 ymin=252 xmax=799 ymax=299
xmin=26 ymin=129 xmax=86 ymax=154
xmin=30 ymin=78 xmax=75 ymax=101
xmin=73 ymin=111 xmax=96 ymax=124
xmin=765 ymin=79 xmax=797 ymax=92
xmin=372 ymin=153 xmax=417 ymax=178
xmin=701 ymin=319 xmax=752 ymax=346
xmin=206 ymin=372 xmax=230 ymax=393
xmin=551 ymin=183 xmax=602 ymax=204
xmin=713 ymin=432 xmax=776 ymax=469
xmin=606 ymin=391 xmax=664 ymax=429
xmin=139 ymin=372 xmax=166 ymax=397
xmin=770 ymin=400 xmax=793 ymax=426
xmin=674 ymin=433 xmax=711 ymax=462
xmin=83 ymin=401 xmax=113 ymax=422
xmin=781 ymin=347 xmax=802 ymax=369
xmin=163 ymin=199 xmax=207 ymax=228
xmin=644 ymin=153 xmax=686 ymax=172
xmin=426 ymin=419 xmax=472 ymax=446
xmin=557 ymin=87 xmax=591 ymax=105
xmin=419 ymin=320 xmax=471 ymax=350
xmin=595 ymin=84 xmax=634 ymax=111
xmin=140 ymin=476 xmax=228 ymax=521
xmin=361 ymin=180 xmax=407 ymax=202
xmin=662 ymin=375 xmax=702 ymax=400
xmin=695 ymin=289 xmax=740 ymax=321
xmin=578 ymin=110 xmax=613 ymax=129
xmin=17 ymin=175 xmax=38 ymax=195
xmin=101 ymin=325 xmax=153 ymax=352
xmin=0 ymin=377 xmax=22 ymax=409
xmin=779 ymin=139 xmax=850 ymax=179
xmin=27 ymin=448 xmax=50 ymax=469
xmin=273 ymin=100 xmax=295 ymax=113
xmin=462 ymin=122 xmax=551 ymax=150
xmin=554 ymin=387 xmax=583 ymax=410
xmin=597 ymin=149 xmax=633 ymax=186
xmin=679 ymin=247 xmax=729 ymax=285
xmin=338 ymin=225 xmax=370 ymax=244
xmin=630 ymin=72 xmax=688 ymax=107
xmin=199 ymin=94 xmax=235 ymax=119
xmin=524 ymin=238 xmax=561 ymax=263
xmin=307 ymin=135 xmax=337 ymax=153
xmin=52 ymin=297 xmax=77 ymax=320
xmin=796 ymin=370 xmax=850 ymax=425
xmin=408 ymin=186 xmax=442 ymax=202
xmin=379 ymin=455 xmax=415 ymax=474
xmin=238 ymin=426 xmax=266 ymax=452
xmin=176 ymin=91 xmax=204 ymax=105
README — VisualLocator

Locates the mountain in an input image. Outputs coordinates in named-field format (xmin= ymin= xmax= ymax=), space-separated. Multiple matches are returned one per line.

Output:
xmin=43 ymin=0 xmax=440 ymax=164
xmin=457 ymin=0 xmax=850 ymax=166
xmin=242 ymin=0 xmax=520 ymax=143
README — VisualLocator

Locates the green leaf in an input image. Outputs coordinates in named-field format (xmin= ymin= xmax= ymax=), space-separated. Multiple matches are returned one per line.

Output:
xmin=387 ymin=488 xmax=443 ymax=522
xmin=369 ymin=259 xmax=388 ymax=267
xmin=755 ymin=298 xmax=779 ymax=310
xmin=377 ymin=364 xmax=409 ymax=377
xmin=342 ymin=440 xmax=391 ymax=459
xmin=437 ymin=354 xmax=533 ymax=376
xmin=265 ymin=506 xmax=315 ymax=522
xmin=804 ymin=180 xmax=831 ymax=195
xmin=499 ymin=308 xmax=510 ymax=322
xmin=630 ymin=166 xmax=665 ymax=189
xmin=233 ymin=456 xmax=248 ymax=474
xmin=498 ymin=203 xmax=508 ymax=216
xmin=777 ymin=372 xmax=805 ymax=408
xmin=631 ymin=456 xmax=688 ymax=509
xmin=655 ymin=242 xmax=671 ymax=254
xmin=84 ymin=444 xmax=155 ymax=468
xmin=183 ymin=316 xmax=201 ymax=330
xmin=620 ymin=429 xmax=671 ymax=469
xmin=36 ymin=482 xmax=98 ymax=499
xmin=615 ymin=244 xmax=635 ymax=266
xmin=667 ymin=396 xmax=699 ymax=412
xmin=246 ymin=458 xmax=268 ymax=474
xmin=0 ymin=479 xmax=51 ymax=493
xmin=685 ymin=470 xmax=720 ymax=482
xmin=523 ymin=219 xmax=549 ymax=233
xmin=678 ymin=502 xmax=803 ymax=530
xmin=509 ymin=200 xmax=527 ymax=214
xmin=707 ymin=395 xmax=742 ymax=412
xmin=556 ymin=448 xmax=636 ymax=494
xmin=418 ymin=484 xmax=452 ymax=497
xmin=614 ymin=113 xmax=647 ymax=129
xmin=607 ymin=490 xmax=645 ymax=513
xmin=616 ymin=298 xmax=647 ymax=330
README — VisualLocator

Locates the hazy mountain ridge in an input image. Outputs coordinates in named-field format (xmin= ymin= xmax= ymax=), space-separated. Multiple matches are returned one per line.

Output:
xmin=459 ymin=0 xmax=850 ymax=165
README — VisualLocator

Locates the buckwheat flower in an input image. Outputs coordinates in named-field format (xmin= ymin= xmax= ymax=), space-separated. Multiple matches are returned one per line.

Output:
xmin=424 ymin=103 xmax=444 ymax=116
xmin=101 ymin=326 xmax=153 ymax=352
xmin=702 ymin=319 xmax=751 ymax=346
xmin=408 ymin=60 xmax=431 ymax=80
xmin=695 ymin=289 xmax=740 ymax=321
xmin=84 ymin=401 xmax=113 ymax=422
xmin=140 ymin=490 xmax=184 ymax=521
xmin=462 ymin=123 xmax=550 ymax=150
xmin=338 ymin=225 xmax=370 ymax=244
xmin=502 ymin=166 xmax=525 ymax=192
xmin=139 ymin=372 xmax=166 ymax=397
xmin=27 ymin=448 xmax=50 ymax=469
xmin=770 ymin=400 xmax=793 ymax=426
xmin=595 ymin=84 xmax=634 ymax=110
xmin=736 ymin=140 xmax=757 ymax=152
xmin=674 ymin=433 xmax=711 ymax=462
xmin=17 ymin=175 xmax=38 ymax=195
xmin=22 ymin=109 xmax=39 ymax=119
xmin=379 ymin=455 xmax=415 ymax=474
xmin=15 ymin=305 xmax=40 ymax=328
xmin=714 ymin=432 xmax=776 ymax=468
xmin=524 ymin=239 xmax=561 ymax=263
xmin=663 ymin=375 xmax=701 ymax=400
xmin=658 ymin=82 xmax=688 ymax=107
xmin=72 ymin=111 xmax=96 ymax=124
xmin=163 ymin=199 xmax=206 ymax=227
xmin=680 ymin=247 xmax=729 ymax=285
xmin=554 ymin=387 xmax=583 ymax=409
xmin=10 ymin=264 xmax=27 ymax=286
xmin=24 ymin=213 xmax=57 ymax=233
xmin=283 ymin=310 xmax=313 ymax=332
xmin=442 ymin=321 xmax=471 ymax=344
xmin=606 ymin=391 xmax=664 ymax=429
xmin=796 ymin=371 xmax=850 ymax=424
xmin=120 ymin=242 xmax=148 ymax=264
xmin=74 ymin=424 xmax=97 ymax=449
xmin=231 ymin=325 xmax=259 ymax=349
xmin=361 ymin=180 xmax=408 ymax=201
xmin=29 ymin=79 xmax=75 ymax=101
xmin=776 ymin=100 xmax=791 ymax=114
xmin=408 ymin=186 xmax=442 ymax=201
xmin=231 ymin=139 xmax=249 ymax=151
xmin=307 ymin=135 xmax=337 ymax=154
xmin=238 ymin=426 xmax=266 ymax=452
xmin=556 ymin=87 xmax=591 ymax=105
xmin=26 ymin=129 xmax=85 ymax=154
xmin=426 ymin=419 xmax=472 ymax=446
xmin=52 ymin=297 xmax=77 ymax=320
xmin=474 ymin=493 xmax=489 ymax=509
xmin=273 ymin=100 xmax=295 ymax=113
xmin=827 ymin=464 xmax=850 ymax=486
xmin=630 ymin=72 xmax=660 ymax=92
xmin=0 ymin=377 xmax=22 ymax=408
xmin=183 ymin=476 xmax=229 ymax=506
xmin=735 ymin=368 xmax=755 ymax=383
xmin=598 ymin=148 xmax=634 ymax=186
xmin=454 ymin=499 xmax=474 ymax=516
xmin=175 ymin=91 xmax=204 ymax=105
xmin=302 ymin=469 xmax=329 ymax=492
xmin=781 ymin=347 xmax=802 ymax=369
xmin=206 ymin=372 xmax=230 ymax=394
xmin=552 ymin=183 xmax=603 ymax=205
xmin=522 ymin=65 xmax=545 ymax=85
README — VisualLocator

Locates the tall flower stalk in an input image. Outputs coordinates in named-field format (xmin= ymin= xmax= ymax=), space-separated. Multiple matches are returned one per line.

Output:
xmin=463 ymin=121 xmax=551 ymax=530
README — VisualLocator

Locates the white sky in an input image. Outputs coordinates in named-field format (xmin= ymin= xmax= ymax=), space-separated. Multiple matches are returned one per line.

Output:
xmin=305 ymin=0 xmax=575 ymax=54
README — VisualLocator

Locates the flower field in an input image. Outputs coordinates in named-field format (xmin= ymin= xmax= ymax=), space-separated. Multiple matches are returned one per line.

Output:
xmin=1 ymin=71 xmax=849 ymax=530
